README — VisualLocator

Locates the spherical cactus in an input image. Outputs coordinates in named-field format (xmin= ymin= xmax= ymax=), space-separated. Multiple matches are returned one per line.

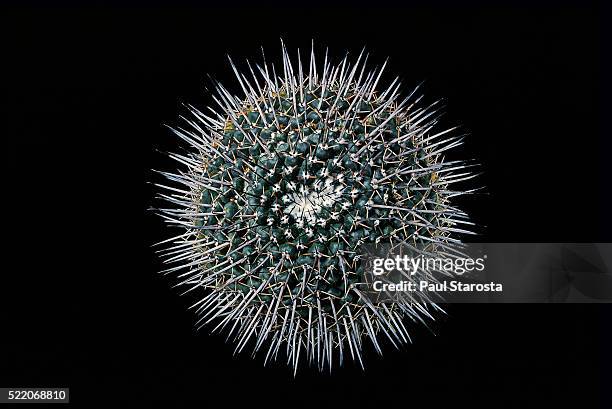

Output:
xmin=155 ymin=42 xmax=476 ymax=372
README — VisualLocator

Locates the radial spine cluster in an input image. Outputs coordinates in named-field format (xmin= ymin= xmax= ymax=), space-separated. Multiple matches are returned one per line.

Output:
xmin=155 ymin=42 xmax=476 ymax=372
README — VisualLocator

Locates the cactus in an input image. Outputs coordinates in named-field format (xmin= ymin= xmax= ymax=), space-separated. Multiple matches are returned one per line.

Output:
xmin=154 ymin=42 xmax=476 ymax=372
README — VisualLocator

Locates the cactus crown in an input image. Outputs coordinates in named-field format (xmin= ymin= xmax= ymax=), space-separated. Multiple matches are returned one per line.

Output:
xmin=156 ymin=42 xmax=476 ymax=372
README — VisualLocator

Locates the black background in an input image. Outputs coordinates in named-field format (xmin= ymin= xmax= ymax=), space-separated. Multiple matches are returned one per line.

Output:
xmin=2 ymin=1 xmax=610 ymax=408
